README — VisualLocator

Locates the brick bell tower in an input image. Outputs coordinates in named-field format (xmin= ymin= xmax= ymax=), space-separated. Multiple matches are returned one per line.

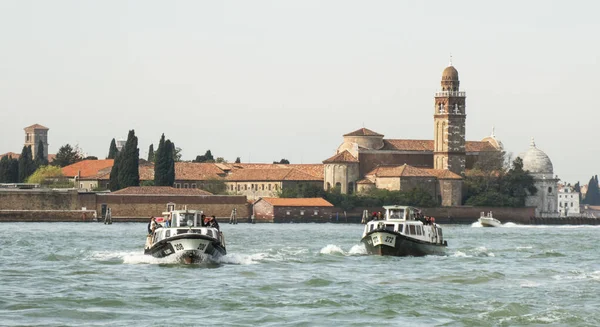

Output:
xmin=433 ymin=61 xmax=466 ymax=175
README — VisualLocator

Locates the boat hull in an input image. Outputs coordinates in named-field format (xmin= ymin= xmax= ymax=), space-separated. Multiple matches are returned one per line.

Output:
xmin=144 ymin=234 xmax=226 ymax=263
xmin=361 ymin=231 xmax=446 ymax=256
xmin=478 ymin=218 xmax=502 ymax=227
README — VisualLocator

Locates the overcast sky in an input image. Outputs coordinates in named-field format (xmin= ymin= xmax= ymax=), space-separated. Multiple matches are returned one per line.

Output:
xmin=1 ymin=1 xmax=598 ymax=185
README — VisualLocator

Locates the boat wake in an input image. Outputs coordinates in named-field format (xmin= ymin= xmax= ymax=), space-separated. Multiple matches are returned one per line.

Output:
xmin=319 ymin=244 xmax=367 ymax=256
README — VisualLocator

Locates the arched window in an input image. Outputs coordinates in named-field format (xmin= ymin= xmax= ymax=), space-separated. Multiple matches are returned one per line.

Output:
xmin=348 ymin=182 xmax=354 ymax=194
xmin=335 ymin=182 xmax=341 ymax=188
xmin=326 ymin=182 xmax=331 ymax=191
xmin=548 ymin=187 xmax=552 ymax=194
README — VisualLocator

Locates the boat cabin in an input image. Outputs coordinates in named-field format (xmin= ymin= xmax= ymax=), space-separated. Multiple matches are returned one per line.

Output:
xmin=362 ymin=205 xmax=444 ymax=244
xmin=161 ymin=210 xmax=204 ymax=228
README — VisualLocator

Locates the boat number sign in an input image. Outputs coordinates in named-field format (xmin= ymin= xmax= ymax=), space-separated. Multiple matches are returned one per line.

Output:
xmin=372 ymin=234 xmax=396 ymax=247
xmin=174 ymin=243 xmax=184 ymax=251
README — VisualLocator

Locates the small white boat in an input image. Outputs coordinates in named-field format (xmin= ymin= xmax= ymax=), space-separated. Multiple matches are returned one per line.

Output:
xmin=478 ymin=211 xmax=502 ymax=227
xmin=144 ymin=209 xmax=226 ymax=263
xmin=361 ymin=205 xmax=447 ymax=256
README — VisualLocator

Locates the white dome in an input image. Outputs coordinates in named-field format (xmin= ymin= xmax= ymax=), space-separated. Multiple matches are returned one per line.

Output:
xmin=520 ymin=138 xmax=553 ymax=174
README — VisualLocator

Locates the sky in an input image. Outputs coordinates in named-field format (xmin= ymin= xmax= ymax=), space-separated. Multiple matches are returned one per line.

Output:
xmin=0 ymin=1 xmax=598 ymax=185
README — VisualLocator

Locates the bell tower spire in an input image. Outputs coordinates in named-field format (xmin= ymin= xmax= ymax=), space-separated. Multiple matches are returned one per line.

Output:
xmin=433 ymin=63 xmax=466 ymax=175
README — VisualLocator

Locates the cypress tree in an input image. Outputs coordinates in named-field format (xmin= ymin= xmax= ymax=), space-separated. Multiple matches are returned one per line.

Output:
xmin=35 ymin=139 xmax=48 ymax=167
xmin=235 ymin=157 xmax=241 ymax=163
xmin=583 ymin=175 xmax=600 ymax=205
xmin=107 ymin=138 xmax=118 ymax=159
xmin=148 ymin=144 xmax=155 ymax=162
xmin=154 ymin=134 xmax=167 ymax=185
xmin=108 ymin=151 xmax=120 ymax=191
xmin=5 ymin=156 xmax=19 ymax=183
xmin=165 ymin=140 xmax=175 ymax=186
xmin=18 ymin=146 xmax=35 ymax=183
xmin=117 ymin=130 xmax=140 ymax=189
xmin=0 ymin=156 xmax=9 ymax=182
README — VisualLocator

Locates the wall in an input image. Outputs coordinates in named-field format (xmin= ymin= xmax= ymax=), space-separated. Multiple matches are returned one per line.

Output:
xmin=0 ymin=189 xmax=79 ymax=210
xmin=95 ymin=194 xmax=250 ymax=219
xmin=273 ymin=206 xmax=333 ymax=223
xmin=358 ymin=152 xmax=432 ymax=177
xmin=420 ymin=206 xmax=536 ymax=224
xmin=0 ymin=210 xmax=97 ymax=222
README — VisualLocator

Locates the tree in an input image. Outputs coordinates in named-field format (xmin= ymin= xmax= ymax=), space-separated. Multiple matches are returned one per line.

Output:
xmin=0 ymin=155 xmax=19 ymax=183
xmin=116 ymin=130 xmax=140 ymax=189
xmin=573 ymin=181 xmax=582 ymax=203
xmin=53 ymin=144 xmax=82 ymax=167
xmin=215 ymin=157 xmax=227 ymax=163
xmin=583 ymin=175 xmax=600 ymax=205
xmin=34 ymin=139 xmax=48 ymax=167
xmin=107 ymin=138 xmax=119 ymax=159
xmin=27 ymin=165 xmax=64 ymax=185
xmin=18 ymin=146 xmax=36 ymax=182
xmin=147 ymin=144 xmax=155 ymax=162
xmin=84 ymin=156 xmax=98 ymax=160
xmin=274 ymin=159 xmax=290 ymax=164
xmin=235 ymin=157 xmax=241 ymax=163
xmin=108 ymin=151 xmax=120 ymax=191
xmin=194 ymin=150 xmax=214 ymax=163
xmin=154 ymin=134 xmax=175 ymax=186
xmin=174 ymin=146 xmax=182 ymax=162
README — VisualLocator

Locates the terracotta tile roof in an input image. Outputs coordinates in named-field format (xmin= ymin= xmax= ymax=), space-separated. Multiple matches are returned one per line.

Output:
xmin=323 ymin=150 xmax=359 ymax=163
xmin=259 ymin=197 xmax=333 ymax=207
xmin=24 ymin=124 xmax=49 ymax=130
xmin=366 ymin=164 xmax=461 ymax=179
xmin=0 ymin=152 xmax=21 ymax=160
xmin=381 ymin=139 xmax=496 ymax=153
xmin=110 ymin=186 xmax=212 ymax=195
xmin=223 ymin=163 xmax=324 ymax=179
xmin=356 ymin=178 xmax=375 ymax=184
xmin=0 ymin=152 xmax=55 ymax=162
xmin=175 ymin=162 xmax=227 ymax=181
xmin=226 ymin=168 xmax=322 ymax=181
xmin=428 ymin=169 xmax=462 ymax=180
xmin=62 ymin=159 xmax=115 ymax=178
xmin=139 ymin=164 xmax=155 ymax=181
xmin=344 ymin=127 xmax=383 ymax=137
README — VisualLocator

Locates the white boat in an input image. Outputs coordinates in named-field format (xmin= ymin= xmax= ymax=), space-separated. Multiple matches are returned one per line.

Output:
xmin=478 ymin=211 xmax=502 ymax=227
xmin=361 ymin=205 xmax=447 ymax=256
xmin=144 ymin=209 xmax=226 ymax=263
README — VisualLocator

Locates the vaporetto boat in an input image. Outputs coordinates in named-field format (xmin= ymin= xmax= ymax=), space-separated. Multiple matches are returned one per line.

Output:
xmin=144 ymin=209 xmax=226 ymax=263
xmin=361 ymin=205 xmax=447 ymax=256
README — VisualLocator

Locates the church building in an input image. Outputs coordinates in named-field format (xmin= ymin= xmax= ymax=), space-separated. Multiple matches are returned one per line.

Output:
xmin=322 ymin=64 xmax=501 ymax=206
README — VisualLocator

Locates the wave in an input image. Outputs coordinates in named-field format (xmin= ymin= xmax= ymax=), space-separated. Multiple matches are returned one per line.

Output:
xmin=319 ymin=244 xmax=366 ymax=256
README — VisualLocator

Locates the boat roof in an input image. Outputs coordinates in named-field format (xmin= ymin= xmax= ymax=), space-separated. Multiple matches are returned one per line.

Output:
xmin=382 ymin=205 xmax=417 ymax=210
xmin=162 ymin=210 xmax=203 ymax=215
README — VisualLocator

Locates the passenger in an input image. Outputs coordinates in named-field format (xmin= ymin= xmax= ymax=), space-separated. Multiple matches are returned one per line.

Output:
xmin=148 ymin=217 xmax=156 ymax=235
xmin=164 ymin=214 xmax=172 ymax=228
xmin=209 ymin=215 xmax=220 ymax=230
xmin=377 ymin=211 xmax=383 ymax=220
xmin=371 ymin=212 xmax=378 ymax=222
xmin=201 ymin=214 xmax=208 ymax=227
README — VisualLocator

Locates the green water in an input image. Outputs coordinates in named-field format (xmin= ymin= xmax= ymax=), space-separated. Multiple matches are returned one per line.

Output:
xmin=0 ymin=222 xmax=599 ymax=326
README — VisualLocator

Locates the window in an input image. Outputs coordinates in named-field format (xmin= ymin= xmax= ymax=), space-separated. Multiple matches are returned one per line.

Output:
xmin=175 ymin=183 xmax=181 ymax=188
xmin=269 ymin=184 xmax=272 ymax=190
xmin=548 ymin=187 xmax=552 ymax=193
xmin=571 ymin=202 xmax=573 ymax=207
xmin=167 ymin=203 xmax=175 ymax=212
xmin=237 ymin=185 xmax=240 ymax=191
xmin=191 ymin=183 xmax=196 ymax=189
xmin=275 ymin=184 xmax=279 ymax=190
xmin=262 ymin=184 xmax=265 ymax=190
xmin=409 ymin=225 xmax=416 ymax=235
xmin=559 ymin=202 xmax=562 ymax=207
xmin=385 ymin=224 xmax=394 ymax=231
xmin=245 ymin=185 xmax=248 ymax=190
xmin=398 ymin=224 xmax=404 ymax=233
xmin=183 ymin=183 xmax=189 ymax=188
xmin=80 ymin=183 xmax=83 ymax=188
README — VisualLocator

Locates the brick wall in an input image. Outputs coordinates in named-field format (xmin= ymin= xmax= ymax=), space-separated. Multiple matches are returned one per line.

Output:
xmin=94 ymin=194 xmax=250 ymax=219
xmin=0 ymin=189 xmax=79 ymax=210
xmin=273 ymin=206 xmax=333 ymax=223
xmin=0 ymin=210 xmax=97 ymax=222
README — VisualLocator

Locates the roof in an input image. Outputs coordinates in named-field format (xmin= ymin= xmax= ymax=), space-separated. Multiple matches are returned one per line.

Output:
xmin=226 ymin=168 xmax=322 ymax=182
xmin=343 ymin=128 xmax=383 ymax=137
xmin=259 ymin=197 xmax=333 ymax=207
xmin=356 ymin=178 xmax=375 ymax=184
xmin=442 ymin=65 xmax=459 ymax=80
xmin=24 ymin=124 xmax=49 ymax=131
xmin=110 ymin=186 xmax=212 ymax=195
xmin=0 ymin=152 xmax=55 ymax=162
xmin=224 ymin=163 xmax=324 ymax=179
xmin=175 ymin=162 xmax=226 ymax=181
xmin=62 ymin=159 xmax=115 ymax=178
xmin=323 ymin=150 xmax=359 ymax=163
xmin=381 ymin=139 xmax=497 ymax=153
xmin=366 ymin=164 xmax=462 ymax=180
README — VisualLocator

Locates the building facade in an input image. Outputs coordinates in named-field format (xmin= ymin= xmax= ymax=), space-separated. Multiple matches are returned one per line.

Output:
xmin=520 ymin=138 xmax=559 ymax=218
xmin=558 ymin=184 xmax=580 ymax=217
xmin=24 ymin=124 xmax=49 ymax=160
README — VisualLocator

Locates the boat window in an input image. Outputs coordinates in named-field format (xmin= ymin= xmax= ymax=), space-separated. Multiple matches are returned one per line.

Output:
xmin=409 ymin=225 xmax=416 ymax=235
xmin=398 ymin=224 xmax=404 ymax=233
xmin=437 ymin=227 xmax=443 ymax=239
xmin=389 ymin=209 xmax=404 ymax=219
xmin=369 ymin=224 xmax=374 ymax=232
xmin=416 ymin=226 xmax=422 ymax=235
xmin=206 ymin=230 xmax=213 ymax=238
xmin=165 ymin=230 xmax=171 ymax=238
xmin=385 ymin=224 xmax=394 ymax=231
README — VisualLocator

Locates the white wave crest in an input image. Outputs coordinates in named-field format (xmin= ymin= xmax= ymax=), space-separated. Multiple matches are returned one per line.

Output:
xmin=319 ymin=244 xmax=366 ymax=256
xmin=217 ymin=252 xmax=266 ymax=265
xmin=348 ymin=244 xmax=367 ymax=255
xmin=471 ymin=222 xmax=483 ymax=228
xmin=319 ymin=244 xmax=345 ymax=255
xmin=451 ymin=251 xmax=471 ymax=257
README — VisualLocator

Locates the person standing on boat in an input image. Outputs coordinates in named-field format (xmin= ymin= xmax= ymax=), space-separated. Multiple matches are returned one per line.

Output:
xmin=164 ymin=214 xmax=171 ymax=228
xmin=201 ymin=214 xmax=209 ymax=227
xmin=148 ymin=217 xmax=157 ymax=235
xmin=209 ymin=215 xmax=220 ymax=230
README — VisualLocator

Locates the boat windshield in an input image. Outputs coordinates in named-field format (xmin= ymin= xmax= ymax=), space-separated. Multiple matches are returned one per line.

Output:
xmin=177 ymin=213 xmax=197 ymax=227
xmin=389 ymin=209 xmax=404 ymax=219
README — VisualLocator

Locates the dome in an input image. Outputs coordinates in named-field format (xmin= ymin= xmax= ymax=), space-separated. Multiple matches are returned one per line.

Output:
xmin=520 ymin=138 xmax=553 ymax=174
xmin=442 ymin=65 xmax=459 ymax=80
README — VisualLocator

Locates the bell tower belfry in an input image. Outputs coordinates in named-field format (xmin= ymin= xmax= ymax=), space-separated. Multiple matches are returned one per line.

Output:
xmin=433 ymin=62 xmax=466 ymax=175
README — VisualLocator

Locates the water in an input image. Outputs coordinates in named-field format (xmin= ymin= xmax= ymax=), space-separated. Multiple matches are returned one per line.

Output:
xmin=1 ymin=222 xmax=599 ymax=326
